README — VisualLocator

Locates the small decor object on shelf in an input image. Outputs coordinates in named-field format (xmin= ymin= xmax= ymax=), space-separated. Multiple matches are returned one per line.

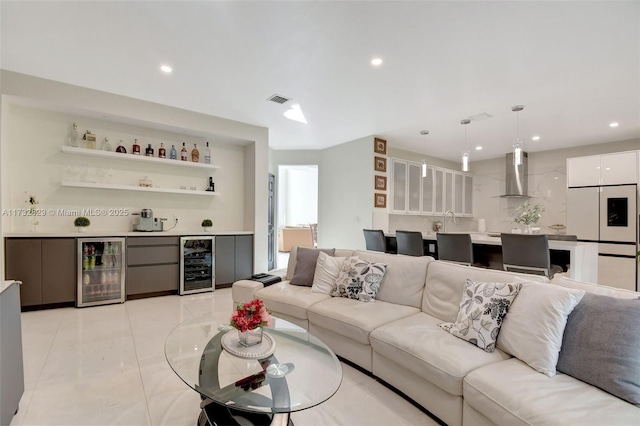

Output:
xmin=115 ymin=140 xmax=127 ymax=153
xmin=206 ymin=177 xmax=215 ymax=192
xmin=139 ymin=176 xmax=153 ymax=188
xmin=100 ymin=137 xmax=112 ymax=152
xmin=230 ymin=299 xmax=272 ymax=347
xmin=132 ymin=139 xmax=141 ymax=155
xmin=25 ymin=193 xmax=39 ymax=231
xmin=68 ymin=122 xmax=79 ymax=147
xmin=74 ymin=216 xmax=91 ymax=232
xmin=82 ymin=130 xmax=96 ymax=149
xmin=201 ymin=219 xmax=213 ymax=232
xmin=513 ymin=201 xmax=545 ymax=234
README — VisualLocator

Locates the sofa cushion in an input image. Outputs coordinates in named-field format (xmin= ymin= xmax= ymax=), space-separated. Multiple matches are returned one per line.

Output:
xmin=286 ymin=247 xmax=355 ymax=281
xmin=464 ymin=358 xmax=640 ymax=426
xmin=353 ymin=250 xmax=430 ymax=308
xmin=557 ymin=293 xmax=640 ymax=405
xmin=422 ymin=261 xmax=549 ymax=323
xmin=439 ymin=279 xmax=522 ymax=353
xmin=256 ymin=281 xmax=330 ymax=320
xmin=332 ymin=259 xmax=387 ymax=302
xmin=312 ymin=252 xmax=353 ymax=295
xmin=497 ymin=282 xmax=584 ymax=377
xmin=290 ymin=247 xmax=335 ymax=286
xmin=370 ymin=312 xmax=511 ymax=396
xmin=551 ymin=275 xmax=640 ymax=299
xmin=307 ymin=297 xmax=419 ymax=345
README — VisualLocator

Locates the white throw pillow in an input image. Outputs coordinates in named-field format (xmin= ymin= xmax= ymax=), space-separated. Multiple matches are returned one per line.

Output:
xmin=439 ymin=279 xmax=522 ymax=353
xmin=497 ymin=281 xmax=585 ymax=377
xmin=311 ymin=252 xmax=348 ymax=294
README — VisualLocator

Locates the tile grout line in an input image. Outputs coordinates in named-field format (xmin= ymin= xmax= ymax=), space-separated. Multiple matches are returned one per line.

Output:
xmin=124 ymin=301 xmax=154 ymax=425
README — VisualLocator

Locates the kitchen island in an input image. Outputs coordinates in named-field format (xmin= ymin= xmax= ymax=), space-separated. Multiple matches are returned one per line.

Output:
xmin=385 ymin=232 xmax=598 ymax=283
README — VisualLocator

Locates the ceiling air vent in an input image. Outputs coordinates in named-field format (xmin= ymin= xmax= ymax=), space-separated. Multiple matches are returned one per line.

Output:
xmin=266 ymin=94 xmax=292 ymax=104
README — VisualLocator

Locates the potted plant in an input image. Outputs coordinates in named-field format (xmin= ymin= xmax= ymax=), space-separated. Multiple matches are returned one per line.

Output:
xmin=513 ymin=201 xmax=544 ymax=234
xmin=230 ymin=298 xmax=272 ymax=347
xmin=202 ymin=219 xmax=213 ymax=232
xmin=74 ymin=216 xmax=91 ymax=232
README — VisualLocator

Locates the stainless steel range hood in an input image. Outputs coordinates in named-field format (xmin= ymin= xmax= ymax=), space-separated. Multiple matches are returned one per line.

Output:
xmin=500 ymin=152 xmax=530 ymax=198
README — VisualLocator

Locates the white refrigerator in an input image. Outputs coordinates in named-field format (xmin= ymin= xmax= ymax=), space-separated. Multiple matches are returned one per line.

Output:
xmin=567 ymin=184 xmax=638 ymax=291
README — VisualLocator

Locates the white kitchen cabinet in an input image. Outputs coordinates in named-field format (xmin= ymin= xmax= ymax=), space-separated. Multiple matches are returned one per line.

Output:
xmin=421 ymin=166 xmax=434 ymax=214
xmin=444 ymin=170 xmax=454 ymax=213
xmin=567 ymin=155 xmax=602 ymax=187
xmin=454 ymin=173 xmax=464 ymax=215
xmin=600 ymin=151 xmax=638 ymax=185
xmin=391 ymin=159 xmax=422 ymax=214
xmin=463 ymin=174 xmax=473 ymax=216
xmin=407 ymin=163 xmax=422 ymax=214
xmin=567 ymin=151 xmax=638 ymax=187
xmin=433 ymin=168 xmax=445 ymax=215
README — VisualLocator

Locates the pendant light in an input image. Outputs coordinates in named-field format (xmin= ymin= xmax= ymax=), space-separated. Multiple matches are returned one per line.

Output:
xmin=461 ymin=118 xmax=471 ymax=172
xmin=512 ymin=105 xmax=524 ymax=166
xmin=420 ymin=130 xmax=429 ymax=177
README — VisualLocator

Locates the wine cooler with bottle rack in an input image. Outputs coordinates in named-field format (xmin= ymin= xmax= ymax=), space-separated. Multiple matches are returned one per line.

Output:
xmin=180 ymin=236 xmax=214 ymax=295
xmin=77 ymin=238 xmax=126 ymax=307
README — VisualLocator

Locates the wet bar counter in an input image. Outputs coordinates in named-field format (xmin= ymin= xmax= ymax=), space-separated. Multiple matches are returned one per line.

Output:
xmin=385 ymin=232 xmax=598 ymax=283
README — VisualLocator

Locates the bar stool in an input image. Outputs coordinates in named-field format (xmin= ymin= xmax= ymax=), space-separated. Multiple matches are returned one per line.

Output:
xmin=436 ymin=233 xmax=474 ymax=266
xmin=363 ymin=229 xmax=387 ymax=252
xmin=396 ymin=230 xmax=424 ymax=256
xmin=500 ymin=233 xmax=563 ymax=278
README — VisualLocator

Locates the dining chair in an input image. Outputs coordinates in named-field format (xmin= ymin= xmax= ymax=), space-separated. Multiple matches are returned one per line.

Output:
xmin=395 ymin=230 xmax=424 ymax=256
xmin=363 ymin=229 xmax=387 ymax=252
xmin=436 ymin=233 xmax=474 ymax=266
xmin=500 ymin=233 xmax=563 ymax=278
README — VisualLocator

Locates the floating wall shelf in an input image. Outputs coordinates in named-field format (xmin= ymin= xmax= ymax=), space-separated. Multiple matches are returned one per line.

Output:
xmin=61 ymin=181 xmax=219 ymax=196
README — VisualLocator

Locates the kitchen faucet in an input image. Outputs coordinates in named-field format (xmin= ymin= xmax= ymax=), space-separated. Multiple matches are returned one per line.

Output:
xmin=443 ymin=210 xmax=456 ymax=233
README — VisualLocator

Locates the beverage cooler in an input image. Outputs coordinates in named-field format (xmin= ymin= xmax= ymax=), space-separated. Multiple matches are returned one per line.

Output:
xmin=180 ymin=236 xmax=214 ymax=295
xmin=77 ymin=238 xmax=126 ymax=307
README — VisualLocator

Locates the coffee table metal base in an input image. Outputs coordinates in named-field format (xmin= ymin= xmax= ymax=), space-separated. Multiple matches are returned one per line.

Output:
xmin=198 ymin=398 xmax=293 ymax=426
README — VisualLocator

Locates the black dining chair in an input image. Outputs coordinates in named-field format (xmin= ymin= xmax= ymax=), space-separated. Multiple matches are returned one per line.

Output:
xmin=395 ymin=230 xmax=424 ymax=256
xmin=500 ymin=233 xmax=563 ymax=278
xmin=363 ymin=229 xmax=387 ymax=252
xmin=436 ymin=233 xmax=474 ymax=266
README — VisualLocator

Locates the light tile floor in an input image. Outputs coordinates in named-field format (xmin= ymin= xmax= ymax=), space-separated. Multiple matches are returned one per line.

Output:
xmin=13 ymin=288 xmax=440 ymax=426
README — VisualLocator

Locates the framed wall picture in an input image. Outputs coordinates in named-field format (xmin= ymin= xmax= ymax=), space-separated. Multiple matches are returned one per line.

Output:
xmin=374 ymin=193 xmax=387 ymax=208
xmin=374 ymin=156 xmax=387 ymax=172
xmin=375 ymin=175 xmax=387 ymax=190
xmin=374 ymin=138 xmax=387 ymax=155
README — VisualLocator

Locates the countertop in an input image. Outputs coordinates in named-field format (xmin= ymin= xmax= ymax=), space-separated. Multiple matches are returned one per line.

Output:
xmin=4 ymin=230 xmax=254 ymax=238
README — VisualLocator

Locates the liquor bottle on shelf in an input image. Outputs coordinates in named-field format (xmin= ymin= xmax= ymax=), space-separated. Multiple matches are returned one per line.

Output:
xmin=145 ymin=143 xmax=154 ymax=157
xmin=159 ymin=143 xmax=166 ymax=158
xmin=116 ymin=140 xmax=127 ymax=153
xmin=204 ymin=141 xmax=211 ymax=164
xmin=180 ymin=143 xmax=188 ymax=161
xmin=191 ymin=144 xmax=199 ymax=162
xmin=68 ymin=123 xmax=79 ymax=147
xmin=170 ymin=144 xmax=177 ymax=160
xmin=132 ymin=139 xmax=141 ymax=155
xmin=100 ymin=137 xmax=112 ymax=151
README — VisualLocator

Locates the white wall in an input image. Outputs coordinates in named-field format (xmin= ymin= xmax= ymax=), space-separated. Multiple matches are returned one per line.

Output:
xmin=1 ymin=70 xmax=270 ymax=272
xmin=279 ymin=166 xmax=318 ymax=226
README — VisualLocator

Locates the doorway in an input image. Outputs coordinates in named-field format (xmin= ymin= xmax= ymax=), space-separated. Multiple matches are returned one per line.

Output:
xmin=277 ymin=165 xmax=318 ymax=268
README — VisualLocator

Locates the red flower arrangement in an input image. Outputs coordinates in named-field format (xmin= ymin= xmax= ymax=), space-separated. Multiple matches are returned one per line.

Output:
xmin=230 ymin=299 xmax=272 ymax=332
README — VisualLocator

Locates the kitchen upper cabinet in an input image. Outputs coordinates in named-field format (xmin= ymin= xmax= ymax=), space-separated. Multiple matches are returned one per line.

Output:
xmin=390 ymin=157 xmax=473 ymax=217
xmin=567 ymin=151 xmax=638 ymax=187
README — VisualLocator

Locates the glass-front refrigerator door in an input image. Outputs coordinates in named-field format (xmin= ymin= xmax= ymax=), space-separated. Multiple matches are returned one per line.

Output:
xmin=180 ymin=236 xmax=214 ymax=295
xmin=77 ymin=237 xmax=126 ymax=307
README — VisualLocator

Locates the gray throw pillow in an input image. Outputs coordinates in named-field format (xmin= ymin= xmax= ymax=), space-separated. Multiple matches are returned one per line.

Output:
xmin=290 ymin=247 xmax=335 ymax=286
xmin=556 ymin=293 xmax=640 ymax=405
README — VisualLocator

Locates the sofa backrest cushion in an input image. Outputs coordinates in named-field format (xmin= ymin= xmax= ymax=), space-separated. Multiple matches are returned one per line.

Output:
xmin=353 ymin=250 xmax=431 ymax=308
xmin=551 ymin=275 xmax=639 ymax=299
xmin=422 ymin=261 xmax=549 ymax=322
xmin=290 ymin=247 xmax=335 ymax=286
xmin=286 ymin=246 xmax=355 ymax=281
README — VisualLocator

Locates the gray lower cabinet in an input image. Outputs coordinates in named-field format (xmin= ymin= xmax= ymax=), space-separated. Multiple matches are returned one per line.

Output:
xmin=215 ymin=235 xmax=254 ymax=286
xmin=126 ymin=236 xmax=179 ymax=297
xmin=5 ymin=238 xmax=76 ymax=307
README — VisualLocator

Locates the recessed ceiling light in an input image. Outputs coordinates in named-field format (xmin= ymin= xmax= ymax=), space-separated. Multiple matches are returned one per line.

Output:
xmin=371 ymin=58 xmax=383 ymax=66
xmin=160 ymin=65 xmax=173 ymax=73
xmin=609 ymin=122 xmax=619 ymax=128
xmin=531 ymin=135 xmax=540 ymax=141
xmin=475 ymin=146 xmax=483 ymax=151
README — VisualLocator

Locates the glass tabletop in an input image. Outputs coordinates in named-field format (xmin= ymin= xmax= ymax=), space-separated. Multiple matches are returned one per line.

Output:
xmin=165 ymin=315 xmax=343 ymax=415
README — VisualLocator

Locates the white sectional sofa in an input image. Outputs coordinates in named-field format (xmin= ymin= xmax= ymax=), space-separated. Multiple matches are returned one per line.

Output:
xmin=232 ymin=247 xmax=640 ymax=426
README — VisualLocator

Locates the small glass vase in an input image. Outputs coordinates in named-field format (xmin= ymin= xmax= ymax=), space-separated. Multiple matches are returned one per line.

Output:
xmin=238 ymin=327 xmax=263 ymax=347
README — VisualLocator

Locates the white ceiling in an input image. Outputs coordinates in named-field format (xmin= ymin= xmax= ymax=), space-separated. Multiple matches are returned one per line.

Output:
xmin=1 ymin=1 xmax=638 ymax=162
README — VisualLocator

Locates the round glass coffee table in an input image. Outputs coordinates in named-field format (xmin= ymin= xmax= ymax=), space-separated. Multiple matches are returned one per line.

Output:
xmin=165 ymin=315 xmax=343 ymax=425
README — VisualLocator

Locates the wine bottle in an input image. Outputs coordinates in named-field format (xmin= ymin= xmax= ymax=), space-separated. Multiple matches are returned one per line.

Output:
xmin=159 ymin=143 xmax=166 ymax=158
xmin=132 ymin=139 xmax=141 ymax=155
xmin=169 ymin=144 xmax=177 ymax=160
xmin=191 ymin=143 xmax=199 ymax=162
xmin=145 ymin=143 xmax=154 ymax=157
xmin=116 ymin=140 xmax=127 ymax=153
xmin=204 ymin=141 xmax=211 ymax=164
xmin=180 ymin=143 xmax=188 ymax=161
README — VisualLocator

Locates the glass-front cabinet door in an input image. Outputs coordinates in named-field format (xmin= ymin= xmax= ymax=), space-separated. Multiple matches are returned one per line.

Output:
xmin=444 ymin=170 xmax=454 ymax=213
xmin=454 ymin=173 xmax=464 ymax=215
xmin=421 ymin=166 xmax=434 ymax=214
xmin=407 ymin=163 xmax=422 ymax=214
xmin=392 ymin=159 xmax=407 ymax=213
xmin=77 ymin=237 xmax=126 ymax=307
xmin=463 ymin=175 xmax=474 ymax=216
xmin=433 ymin=168 xmax=444 ymax=215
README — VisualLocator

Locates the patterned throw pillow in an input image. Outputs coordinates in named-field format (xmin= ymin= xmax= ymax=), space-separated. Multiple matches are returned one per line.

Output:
xmin=439 ymin=279 xmax=522 ymax=352
xmin=331 ymin=259 xmax=387 ymax=302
